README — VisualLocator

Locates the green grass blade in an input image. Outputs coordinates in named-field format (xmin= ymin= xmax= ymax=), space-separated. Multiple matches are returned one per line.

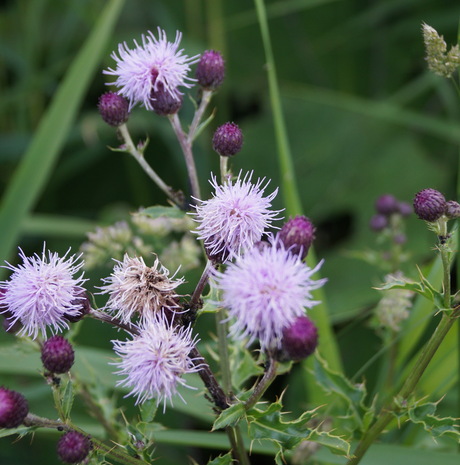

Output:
xmin=0 ymin=0 xmax=125 ymax=270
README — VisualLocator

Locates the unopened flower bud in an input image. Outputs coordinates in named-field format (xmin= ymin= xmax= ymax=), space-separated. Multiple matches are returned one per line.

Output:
xmin=196 ymin=50 xmax=225 ymax=90
xmin=57 ymin=431 xmax=91 ymax=464
xmin=445 ymin=200 xmax=460 ymax=219
xmin=0 ymin=387 xmax=29 ymax=428
xmin=212 ymin=122 xmax=243 ymax=157
xmin=375 ymin=194 xmax=398 ymax=215
xmin=150 ymin=83 xmax=182 ymax=116
xmin=41 ymin=336 xmax=75 ymax=374
xmin=278 ymin=216 xmax=316 ymax=260
xmin=98 ymin=92 xmax=129 ymax=127
xmin=413 ymin=188 xmax=446 ymax=222
xmin=397 ymin=201 xmax=412 ymax=217
xmin=369 ymin=214 xmax=388 ymax=232
xmin=275 ymin=316 xmax=318 ymax=362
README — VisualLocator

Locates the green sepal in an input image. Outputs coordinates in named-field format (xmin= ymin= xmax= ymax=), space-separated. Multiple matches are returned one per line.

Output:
xmin=206 ymin=452 xmax=233 ymax=465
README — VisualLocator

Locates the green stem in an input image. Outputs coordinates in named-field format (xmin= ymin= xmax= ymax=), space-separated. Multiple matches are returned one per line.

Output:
xmin=168 ymin=114 xmax=202 ymax=200
xmin=118 ymin=124 xmax=185 ymax=209
xmin=215 ymin=308 xmax=232 ymax=394
xmin=347 ymin=311 xmax=457 ymax=465
xmin=253 ymin=0 xmax=302 ymax=216
xmin=188 ymin=89 xmax=213 ymax=142
xmin=244 ymin=357 xmax=278 ymax=411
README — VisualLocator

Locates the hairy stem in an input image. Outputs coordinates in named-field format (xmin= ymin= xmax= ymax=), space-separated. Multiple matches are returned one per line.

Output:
xmin=118 ymin=124 xmax=185 ymax=209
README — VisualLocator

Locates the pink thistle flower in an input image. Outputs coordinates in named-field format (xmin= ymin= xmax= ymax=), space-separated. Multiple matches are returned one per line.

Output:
xmin=103 ymin=27 xmax=199 ymax=111
xmin=192 ymin=172 xmax=282 ymax=261
xmin=112 ymin=314 xmax=202 ymax=410
xmin=99 ymin=254 xmax=184 ymax=325
xmin=0 ymin=247 xmax=86 ymax=340
xmin=214 ymin=236 xmax=326 ymax=351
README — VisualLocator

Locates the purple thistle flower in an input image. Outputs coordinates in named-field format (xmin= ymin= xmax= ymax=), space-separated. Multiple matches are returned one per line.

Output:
xmin=104 ymin=27 xmax=199 ymax=111
xmin=112 ymin=313 xmax=202 ymax=410
xmin=0 ymin=247 xmax=86 ymax=340
xmin=192 ymin=172 xmax=282 ymax=260
xmin=214 ymin=236 xmax=326 ymax=351
xmin=99 ymin=254 xmax=184 ymax=325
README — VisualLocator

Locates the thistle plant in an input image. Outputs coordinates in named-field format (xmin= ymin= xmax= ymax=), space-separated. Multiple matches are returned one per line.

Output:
xmin=1 ymin=7 xmax=460 ymax=465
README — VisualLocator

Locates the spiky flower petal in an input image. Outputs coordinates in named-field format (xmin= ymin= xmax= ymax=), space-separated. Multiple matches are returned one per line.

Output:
xmin=192 ymin=172 xmax=282 ymax=261
xmin=99 ymin=254 xmax=184 ymax=324
xmin=0 ymin=247 xmax=86 ymax=339
xmin=215 ymin=236 xmax=326 ymax=350
xmin=112 ymin=314 xmax=201 ymax=410
xmin=104 ymin=27 xmax=199 ymax=111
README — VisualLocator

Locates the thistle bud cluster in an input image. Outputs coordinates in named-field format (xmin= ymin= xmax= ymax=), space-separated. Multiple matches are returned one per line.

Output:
xmin=413 ymin=188 xmax=460 ymax=222
xmin=422 ymin=23 xmax=460 ymax=78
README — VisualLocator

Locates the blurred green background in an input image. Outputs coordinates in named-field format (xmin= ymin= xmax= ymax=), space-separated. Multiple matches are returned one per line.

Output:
xmin=1 ymin=0 xmax=460 ymax=464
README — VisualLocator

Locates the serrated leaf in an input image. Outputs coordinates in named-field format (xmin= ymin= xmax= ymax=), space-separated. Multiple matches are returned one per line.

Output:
xmin=0 ymin=426 xmax=34 ymax=439
xmin=213 ymin=403 xmax=246 ymax=430
xmin=229 ymin=344 xmax=264 ymax=391
xmin=140 ymin=205 xmax=186 ymax=219
xmin=206 ymin=452 xmax=233 ymax=465
xmin=246 ymin=401 xmax=315 ymax=451
xmin=61 ymin=378 xmax=75 ymax=420
xmin=406 ymin=399 xmax=460 ymax=440
xmin=305 ymin=430 xmax=350 ymax=456
xmin=312 ymin=354 xmax=373 ymax=432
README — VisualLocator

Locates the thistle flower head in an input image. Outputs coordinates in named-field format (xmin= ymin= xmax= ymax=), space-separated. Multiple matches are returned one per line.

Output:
xmin=196 ymin=50 xmax=225 ymax=90
xmin=214 ymin=236 xmax=326 ymax=350
xmin=0 ymin=247 xmax=86 ymax=340
xmin=98 ymin=92 xmax=130 ymax=126
xmin=192 ymin=172 xmax=282 ymax=261
xmin=57 ymin=431 xmax=91 ymax=464
xmin=413 ymin=188 xmax=446 ymax=222
xmin=0 ymin=387 xmax=29 ymax=428
xmin=104 ymin=27 xmax=199 ymax=111
xmin=112 ymin=313 xmax=202 ymax=410
xmin=99 ymin=254 xmax=184 ymax=324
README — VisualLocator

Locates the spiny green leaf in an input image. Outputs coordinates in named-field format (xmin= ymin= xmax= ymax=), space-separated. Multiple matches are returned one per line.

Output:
xmin=206 ymin=452 xmax=233 ymax=465
xmin=229 ymin=344 xmax=264 ymax=391
xmin=139 ymin=399 xmax=158 ymax=423
xmin=312 ymin=354 xmax=373 ymax=432
xmin=305 ymin=430 xmax=351 ymax=456
xmin=213 ymin=403 xmax=246 ymax=431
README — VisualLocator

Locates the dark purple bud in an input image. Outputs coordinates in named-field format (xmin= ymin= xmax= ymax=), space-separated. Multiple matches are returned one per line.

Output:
xmin=64 ymin=290 xmax=91 ymax=323
xmin=278 ymin=216 xmax=316 ymax=260
xmin=41 ymin=336 xmax=75 ymax=374
xmin=0 ymin=387 xmax=29 ymax=428
xmin=397 ymin=201 xmax=412 ymax=217
xmin=98 ymin=92 xmax=130 ymax=127
xmin=413 ymin=188 xmax=446 ymax=222
xmin=196 ymin=50 xmax=225 ymax=90
xmin=275 ymin=316 xmax=318 ymax=362
xmin=212 ymin=122 xmax=243 ymax=157
xmin=393 ymin=233 xmax=407 ymax=244
xmin=445 ymin=200 xmax=460 ymax=219
xmin=375 ymin=194 xmax=399 ymax=215
xmin=369 ymin=214 xmax=388 ymax=232
xmin=57 ymin=431 xmax=91 ymax=464
xmin=150 ymin=84 xmax=183 ymax=116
